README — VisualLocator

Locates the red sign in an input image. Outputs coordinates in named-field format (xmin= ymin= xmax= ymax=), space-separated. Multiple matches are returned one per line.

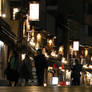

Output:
xmin=53 ymin=64 xmax=56 ymax=69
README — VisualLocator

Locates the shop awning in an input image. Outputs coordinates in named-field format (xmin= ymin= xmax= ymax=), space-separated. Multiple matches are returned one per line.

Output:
xmin=0 ymin=18 xmax=17 ymax=46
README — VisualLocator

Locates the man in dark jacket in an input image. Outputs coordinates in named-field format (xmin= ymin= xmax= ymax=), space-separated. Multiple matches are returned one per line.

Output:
xmin=5 ymin=50 xmax=20 ymax=86
xmin=71 ymin=59 xmax=82 ymax=85
xmin=34 ymin=49 xmax=48 ymax=86
xmin=19 ymin=54 xmax=33 ymax=86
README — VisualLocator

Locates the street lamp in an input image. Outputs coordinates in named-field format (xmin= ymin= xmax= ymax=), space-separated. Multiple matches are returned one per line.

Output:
xmin=85 ymin=48 xmax=88 ymax=57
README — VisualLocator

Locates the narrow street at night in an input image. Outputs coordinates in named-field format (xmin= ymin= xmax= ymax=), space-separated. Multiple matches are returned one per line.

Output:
xmin=1 ymin=0 xmax=92 ymax=90
xmin=0 ymin=86 xmax=92 ymax=92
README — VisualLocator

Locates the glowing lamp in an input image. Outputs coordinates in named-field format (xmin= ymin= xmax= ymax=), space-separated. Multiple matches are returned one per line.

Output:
xmin=91 ymin=56 xmax=92 ymax=61
xmin=44 ymin=83 xmax=47 ymax=87
xmin=37 ymin=33 xmax=41 ymax=42
xmin=73 ymin=41 xmax=79 ymax=51
xmin=58 ymin=46 xmax=63 ymax=55
xmin=0 ymin=41 xmax=4 ymax=46
xmin=85 ymin=48 xmax=88 ymax=57
xmin=21 ymin=54 xmax=26 ymax=61
xmin=48 ymin=39 xmax=53 ymax=46
xmin=52 ymin=77 xmax=58 ymax=85
xmin=29 ymin=2 xmax=39 ymax=21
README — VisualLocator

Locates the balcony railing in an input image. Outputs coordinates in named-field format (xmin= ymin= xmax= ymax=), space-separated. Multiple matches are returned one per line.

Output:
xmin=0 ymin=18 xmax=17 ymax=41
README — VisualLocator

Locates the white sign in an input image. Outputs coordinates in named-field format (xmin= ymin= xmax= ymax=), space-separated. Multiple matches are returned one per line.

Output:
xmin=29 ymin=2 xmax=39 ymax=21
xmin=73 ymin=41 xmax=79 ymax=51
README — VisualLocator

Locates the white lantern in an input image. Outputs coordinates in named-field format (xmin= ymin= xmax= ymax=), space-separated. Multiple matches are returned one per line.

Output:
xmin=85 ymin=49 xmax=88 ymax=57
xmin=73 ymin=41 xmax=79 ymax=51
xmin=21 ymin=54 xmax=26 ymax=61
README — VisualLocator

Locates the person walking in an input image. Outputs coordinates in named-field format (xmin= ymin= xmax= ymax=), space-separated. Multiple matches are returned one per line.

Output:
xmin=34 ymin=49 xmax=48 ymax=86
xmin=19 ymin=54 xmax=33 ymax=86
xmin=5 ymin=50 xmax=20 ymax=86
xmin=71 ymin=59 xmax=82 ymax=86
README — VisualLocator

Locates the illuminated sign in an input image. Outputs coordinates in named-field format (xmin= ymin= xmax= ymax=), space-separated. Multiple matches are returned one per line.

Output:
xmin=73 ymin=41 xmax=79 ymax=51
xmin=29 ymin=2 xmax=39 ymax=21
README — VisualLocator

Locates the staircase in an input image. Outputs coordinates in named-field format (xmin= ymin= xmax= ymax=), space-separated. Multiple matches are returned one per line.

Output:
xmin=0 ymin=61 xmax=38 ymax=86
xmin=27 ymin=61 xmax=38 ymax=86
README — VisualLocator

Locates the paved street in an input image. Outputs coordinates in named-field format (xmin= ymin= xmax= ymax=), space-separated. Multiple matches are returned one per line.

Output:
xmin=0 ymin=86 xmax=92 ymax=92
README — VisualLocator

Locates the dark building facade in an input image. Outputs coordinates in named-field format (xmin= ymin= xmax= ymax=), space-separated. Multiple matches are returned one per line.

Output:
xmin=0 ymin=0 xmax=18 ymax=80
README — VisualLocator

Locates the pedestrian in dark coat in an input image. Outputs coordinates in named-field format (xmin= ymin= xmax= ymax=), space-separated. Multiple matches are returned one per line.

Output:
xmin=5 ymin=50 xmax=20 ymax=86
xmin=34 ymin=49 xmax=48 ymax=86
xmin=71 ymin=59 xmax=82 ymax=86
xmin=19 ymin=54 xmax=33 ymax=85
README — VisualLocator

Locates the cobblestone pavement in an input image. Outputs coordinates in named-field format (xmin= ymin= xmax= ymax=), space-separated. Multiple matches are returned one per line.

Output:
xmin=0 ymin=86 xmax=92 ymax=92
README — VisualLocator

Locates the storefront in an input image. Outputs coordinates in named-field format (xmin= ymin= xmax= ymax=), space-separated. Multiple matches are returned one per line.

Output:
xmin=47 ymin=65 xmax=71 ymax=86
xmin=46 ymin=63 xmax=92 ymax=87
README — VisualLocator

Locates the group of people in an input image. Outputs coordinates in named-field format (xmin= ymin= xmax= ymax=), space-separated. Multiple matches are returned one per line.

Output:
xmin=5 ymin=49 xmax=83 ymax=87
xmin=5 ymin=49 xmax=49 ymax=87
